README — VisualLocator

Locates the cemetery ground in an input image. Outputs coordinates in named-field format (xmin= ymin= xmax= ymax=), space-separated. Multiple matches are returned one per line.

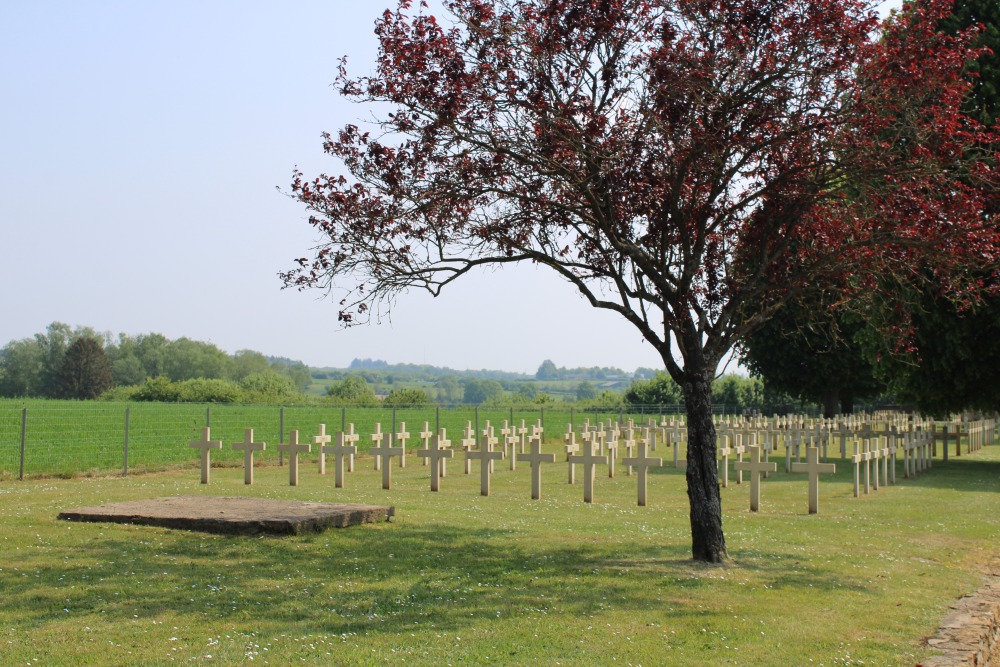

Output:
xmin=2 ymin=444 xmax=1000 ymax=666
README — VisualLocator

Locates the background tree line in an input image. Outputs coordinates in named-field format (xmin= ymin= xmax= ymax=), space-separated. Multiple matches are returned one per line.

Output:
xmin=0 ymin=322 xmax=311 ymax=402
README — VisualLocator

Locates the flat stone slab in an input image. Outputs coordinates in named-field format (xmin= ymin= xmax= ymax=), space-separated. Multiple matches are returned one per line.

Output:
xmin=57 ymin=496 xmax=395 ymax=536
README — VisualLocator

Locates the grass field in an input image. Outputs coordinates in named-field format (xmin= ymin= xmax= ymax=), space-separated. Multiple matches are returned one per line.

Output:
xmin=1 ymin=437 xmax=998 ymax=665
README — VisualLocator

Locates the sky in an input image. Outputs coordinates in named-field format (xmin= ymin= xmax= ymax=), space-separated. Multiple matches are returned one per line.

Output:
xmin=0 ymin=1 xmax=901 ymax=375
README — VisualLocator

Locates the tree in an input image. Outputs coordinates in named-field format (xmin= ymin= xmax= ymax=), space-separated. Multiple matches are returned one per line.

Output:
xmin=835 ymin=0 xmax=1000 ymax=416
xmin=0 ymin=338 xmax=45 ymax=397
xmin=625 ymin=372 xmax=683 ymax=407
xmin=741 ymin=294 xmax=884 ymax=417
xmin=516 ymin=382 xmax=539 ymax=400
xmin=53 ymin=337 xmax=114 ymax=399
xmin=239 ymin=372 xmax=301 ymax=402
xmin=326 ymin=375 xmax=377 ymax=403
xmin=383 ymin=387 xmax=431 ymax=405
xmin=110 ymin=354 xmax=147 ymax=386
xmin=535 ymin=360 xmax=560 ymax=380
xmin=435 ymin=374 xmax=463 ymax=403
xmin=284 ymin=0 xmax=997 ymax=562
xmin=575 ymin=380 xmax=598 ymax=401
xmin=231 ymin=350 xmax=273 ymax=381
xmin=462 ymin=378 xmax=504 ymax=405
xmin=940 ymin=0 xmax=999 ymax=129
xmin=162 ymin=338 xmax=233 ymax=381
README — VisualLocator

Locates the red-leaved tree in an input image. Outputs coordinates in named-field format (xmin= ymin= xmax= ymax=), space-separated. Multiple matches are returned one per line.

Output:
xmin=283 ymin=0 xmax=998 ymax=562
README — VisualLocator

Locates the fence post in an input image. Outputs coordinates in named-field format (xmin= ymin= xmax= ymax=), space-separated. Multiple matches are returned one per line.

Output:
xmin=435 ymin=406 xmax=440 ymax=432
xmin=19 ymin=408 xmax=27 ymax=481
xmin=475 ymin=406 xmax=479 ymax=439
xmin=342 ymin=407 xmax=346 ymax=432
xmin=279 ymin=407 xmax=285 ymax=466
xmin=392 ymin=408 xmax=397 ymax=437
xmin=206 ymin=406 xmax=211 ymax=428
xmin=123 ymin=407 xmax=130 ymax=477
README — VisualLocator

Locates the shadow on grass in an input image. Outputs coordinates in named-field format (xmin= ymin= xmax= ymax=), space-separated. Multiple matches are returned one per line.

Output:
xmin=2 ymin=519 xmax=866 ymax=638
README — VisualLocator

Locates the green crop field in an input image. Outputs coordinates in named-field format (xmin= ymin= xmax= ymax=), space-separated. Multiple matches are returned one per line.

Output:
xmin=0 ymin=399 xmax=679 ymax=479
xmin=1 ymin=436 xmax=998 ymax=665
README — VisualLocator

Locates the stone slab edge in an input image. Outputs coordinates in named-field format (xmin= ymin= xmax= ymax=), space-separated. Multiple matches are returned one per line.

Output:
xmin=57 ymin=497 xmax=395 ymax=536
xmin=921 ymin=578 xmax=1000 ymax=667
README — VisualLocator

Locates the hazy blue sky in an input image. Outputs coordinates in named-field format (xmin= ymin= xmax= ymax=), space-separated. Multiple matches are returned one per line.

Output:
xmin=0 ymin=1 xmax=900 ymax=374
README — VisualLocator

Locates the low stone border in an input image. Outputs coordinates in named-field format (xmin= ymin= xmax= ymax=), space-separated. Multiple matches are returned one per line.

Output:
xmin=921 ymin=578 xmax=1000 ymax=666
xmin=58 ymin=496 xmax=395 ymax=536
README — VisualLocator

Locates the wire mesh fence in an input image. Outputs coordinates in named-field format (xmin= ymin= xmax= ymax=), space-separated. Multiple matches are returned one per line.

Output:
xmin=0 ymin=400 xmax=704 ymax=478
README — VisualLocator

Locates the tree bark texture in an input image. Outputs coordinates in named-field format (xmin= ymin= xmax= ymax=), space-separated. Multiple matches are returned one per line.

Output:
xmin=683 ymin=373 xmax=728 ymax=563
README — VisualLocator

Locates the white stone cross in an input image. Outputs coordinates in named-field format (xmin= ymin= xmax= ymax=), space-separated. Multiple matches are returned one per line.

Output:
xmin=870 ymin=437 xmax=882 ymax=491
xmin=278 ymin=430 xmax=312 ymax=486
xmin=718 ymin=435 xmax=732 ymax=488
xmin=564 ymin=431 xmax=580 ymax=485
xmin=419 ymin=422 xmax=433 ymax=467
xmin=369 ymin=431 xmax=404 ymax=490
xmin=605 ymin=435 xmax=619 ymax=478
xmin=622 ymin=428 xmax=637 ymax=476
xmin=190 ymin=426 xmax=223 ymax=484
xmin=435 ymin=428 xmax=451 ymax=478
xmin=501 ymin=420 xmax=517 ymax=471
xmin=879 ymin=436 xmax=890 ymax=488
xmin=851 ymin=438 xmax=863 ymax=497
xmin=733 ymin=445 xmax=777 ymax=512
xmin=396 ymin=421 xmax=411 ymax=468
xmin=460 ymin=421 xmax=476 ymax=475
xmin=517 ymin=420 xmax=529 ymax=454
xmin=313 ymin=424 xmax=332 ymax=475
xmin=232 ymin=428 xmax=265 ymax=485
xmin=343 ymin=423 xmax=359 ymax=473
xmin=324 ymin=431 xmax=357 ymax=489
xmin=790 ymin=446 xmax=836 ymax=514
xmin=371 ymin=423 xmax=385 ymax=471
xmin=517 ymin=435 xmax=556 ymax=500
xmin=567 ymin=437 xmax=609 ymax=504
xmin=673 ymin=429 xmax=687 ymax=470
xmin=417 ymin=433 xmax=454 ymax=492
xmin=621 ymin=440 xmax=663 ymax=507
xmin=467 ymin=433 xmax=504 ymax=496
xmin=481 ymin=422 xmax=500 ymax=473
xmin=733 ymin=437 xmax=746 ymax=484
xmin=862 ymin=439 xmax=873 ymax=495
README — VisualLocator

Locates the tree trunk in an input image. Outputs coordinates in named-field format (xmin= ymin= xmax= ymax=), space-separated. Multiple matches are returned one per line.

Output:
xmin=683 ymin=372 xmax=728 ymax=563
xmin=840 ymin=392 xmax=855 ymax=415
xmin=822 ymin=388 xmax=841 ymax=419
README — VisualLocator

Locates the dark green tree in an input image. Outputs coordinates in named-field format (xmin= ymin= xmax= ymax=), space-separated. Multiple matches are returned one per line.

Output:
xmin=741 ymin=296 xmax=884 ymax=417
xmin=940 ymin=0 xmax=999 ymax=129
xmin=53 ymin=337 xmax=114 ymax=399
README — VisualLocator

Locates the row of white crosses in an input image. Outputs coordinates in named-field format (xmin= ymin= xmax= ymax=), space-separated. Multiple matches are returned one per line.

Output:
xmin=189 ymin=410 xmax=983 ymax=512
xmin=189 ymin=419 xmax=666 ymax=506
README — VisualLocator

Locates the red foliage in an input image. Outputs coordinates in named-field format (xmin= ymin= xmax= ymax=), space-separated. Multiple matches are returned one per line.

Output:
xmin=284 ymin=0 xmax=997 ymax=377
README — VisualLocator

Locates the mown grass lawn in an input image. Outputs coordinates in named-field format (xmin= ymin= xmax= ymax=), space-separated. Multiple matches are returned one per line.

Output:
xmin=2 ymin=441 xmax=998 ymax=666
